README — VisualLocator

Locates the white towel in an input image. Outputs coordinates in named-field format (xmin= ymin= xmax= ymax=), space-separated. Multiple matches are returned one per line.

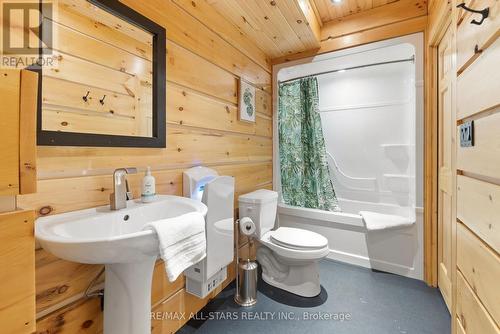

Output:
xmin=360 ymin=211 xmax=415 ymax=231
xmin=144 ymin=212 xmax=206 ymax=282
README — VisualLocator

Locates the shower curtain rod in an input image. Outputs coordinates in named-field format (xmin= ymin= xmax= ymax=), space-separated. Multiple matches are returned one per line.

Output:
xmin=278 ymin=55 xmax=415 ymax=84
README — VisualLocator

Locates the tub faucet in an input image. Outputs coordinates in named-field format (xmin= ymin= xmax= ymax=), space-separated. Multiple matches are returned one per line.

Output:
xmin=110 ymin=167 xmax=137 ymax=210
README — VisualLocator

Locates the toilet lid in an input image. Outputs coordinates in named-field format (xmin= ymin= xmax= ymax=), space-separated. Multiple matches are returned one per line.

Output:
xmin=270 ymin=227 xmax=328 ymax=250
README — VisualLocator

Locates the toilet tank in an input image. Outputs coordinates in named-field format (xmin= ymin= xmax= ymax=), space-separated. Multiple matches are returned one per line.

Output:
xmin=238 ymin=189 xmax=278 ymax=238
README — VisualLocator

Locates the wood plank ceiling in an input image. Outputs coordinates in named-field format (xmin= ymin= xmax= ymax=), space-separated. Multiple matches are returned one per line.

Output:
xmin=207 ymin=0 xmax=321 ymax=58
xmin=312 ymin=0 xmax=400 ymax=23
xmin=208 ymin=0 xmax=404 ymax=60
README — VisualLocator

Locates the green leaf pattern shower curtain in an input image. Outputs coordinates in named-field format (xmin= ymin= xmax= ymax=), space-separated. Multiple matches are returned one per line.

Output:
xmin=278 ymin=77 xmax=340 ymax=211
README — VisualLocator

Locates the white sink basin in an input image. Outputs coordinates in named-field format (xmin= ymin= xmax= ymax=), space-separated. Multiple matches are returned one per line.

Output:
xmin=35 ymin=195 xmax=207 ymax=334
xmin=36 ymin=195 xmax=207 ymax=264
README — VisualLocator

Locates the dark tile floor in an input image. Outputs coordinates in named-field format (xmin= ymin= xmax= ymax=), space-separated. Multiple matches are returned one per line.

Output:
xmin=179 ymin=260 xmax=450 ymax=334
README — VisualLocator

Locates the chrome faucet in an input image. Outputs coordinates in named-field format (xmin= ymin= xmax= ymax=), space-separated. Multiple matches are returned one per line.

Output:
xmin=110 ymin=167 xmax=137 ymax=210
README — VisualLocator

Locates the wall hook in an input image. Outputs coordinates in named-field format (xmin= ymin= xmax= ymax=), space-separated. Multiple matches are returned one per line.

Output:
xmin=82 ymin=91 xmax=90 ymax=102
xmin=99 ymin=95 xmax=106 ymax=105
xmin=456 ymin=3 xmax=489 ymax=25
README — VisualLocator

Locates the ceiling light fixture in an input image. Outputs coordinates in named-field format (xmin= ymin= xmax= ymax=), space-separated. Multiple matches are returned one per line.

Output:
xmin=331 ymin=0 xmax=342 ymax=3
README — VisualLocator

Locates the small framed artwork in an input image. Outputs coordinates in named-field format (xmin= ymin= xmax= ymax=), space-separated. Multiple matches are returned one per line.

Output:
xmin=238 ymin=79 xmax=256 ymax=123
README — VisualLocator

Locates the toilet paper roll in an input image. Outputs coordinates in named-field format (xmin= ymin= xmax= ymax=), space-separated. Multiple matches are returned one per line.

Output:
xmin=239 ymin=217 xmax=256 ymax=236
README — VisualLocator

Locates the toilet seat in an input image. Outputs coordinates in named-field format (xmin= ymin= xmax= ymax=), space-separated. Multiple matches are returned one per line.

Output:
xmin=259 ymin=229 xmax=329 ymax=261
xmin=270 ymin=227 xmax=328 ymax=250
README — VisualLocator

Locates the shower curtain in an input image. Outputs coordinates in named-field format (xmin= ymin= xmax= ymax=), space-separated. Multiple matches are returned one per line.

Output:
xmin=278 ymin=77 xmax=340 ymax=212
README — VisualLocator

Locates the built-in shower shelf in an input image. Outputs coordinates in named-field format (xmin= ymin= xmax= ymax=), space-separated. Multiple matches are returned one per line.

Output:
xmin=384 ymin=174 xmax=415 ymax=193
xmin=382 ymin=144 xmax=413 ymax=155
xmin=382 ymin=144 xmax=413 ymax=170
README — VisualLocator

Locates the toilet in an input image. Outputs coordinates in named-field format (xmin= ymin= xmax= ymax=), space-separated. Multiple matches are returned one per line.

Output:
xmin=239 ymin=189 xmax=329 ymax=297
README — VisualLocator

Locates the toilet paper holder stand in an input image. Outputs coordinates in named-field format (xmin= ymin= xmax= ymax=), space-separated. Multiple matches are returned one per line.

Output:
xmin=234 ymin=217 xmax=258 ymax=307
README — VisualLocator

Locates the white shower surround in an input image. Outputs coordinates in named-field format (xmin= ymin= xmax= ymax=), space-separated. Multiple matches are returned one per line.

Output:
xmin=273 ymin=33 xmax=424 ymax=280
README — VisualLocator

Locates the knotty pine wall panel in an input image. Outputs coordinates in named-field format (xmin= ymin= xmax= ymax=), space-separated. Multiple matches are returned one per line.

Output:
xmin=120 ymin=0 xmax=271 ymax=89
xmin=17 ymin=0 xmax=272 ymax=332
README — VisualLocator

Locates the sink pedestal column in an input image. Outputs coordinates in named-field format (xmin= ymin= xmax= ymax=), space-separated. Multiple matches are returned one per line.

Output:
xmin=104 ymin=257 xmax=157 ymax=334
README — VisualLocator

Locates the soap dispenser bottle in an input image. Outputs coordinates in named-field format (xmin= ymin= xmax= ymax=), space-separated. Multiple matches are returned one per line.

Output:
xmin=141 ymin=166 xmax=156 ymax=203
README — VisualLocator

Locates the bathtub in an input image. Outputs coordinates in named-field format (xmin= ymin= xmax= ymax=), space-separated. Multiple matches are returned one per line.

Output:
xmin=278 ymin=199 xmax=423 ymax=280
xmin=274 ymin=33 xmax=425 ymax=280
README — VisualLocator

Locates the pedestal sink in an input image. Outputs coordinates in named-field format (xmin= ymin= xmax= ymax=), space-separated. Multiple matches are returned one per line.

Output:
xmin=35 ymin=195 xmax=207 ymax=334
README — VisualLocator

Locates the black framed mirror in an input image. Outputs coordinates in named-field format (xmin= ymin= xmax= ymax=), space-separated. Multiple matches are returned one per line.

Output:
xmin=35 ymin=0 xmax=166 ymax=147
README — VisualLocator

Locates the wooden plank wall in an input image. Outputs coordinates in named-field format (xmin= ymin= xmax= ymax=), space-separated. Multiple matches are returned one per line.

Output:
xmin=0 ymin=70 xmax=21 ymax=196
xmin=453 ymin=0 xmax=500 ymax=332
xmin=16 ymin=0 xmax=272 ymax=332
xmin=0 ymin=210 xmax=36 ymax=334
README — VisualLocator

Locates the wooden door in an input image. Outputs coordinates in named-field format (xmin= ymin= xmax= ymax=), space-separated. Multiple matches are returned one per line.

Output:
xmin=437 ymin=25 xmax=454 ymax=312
